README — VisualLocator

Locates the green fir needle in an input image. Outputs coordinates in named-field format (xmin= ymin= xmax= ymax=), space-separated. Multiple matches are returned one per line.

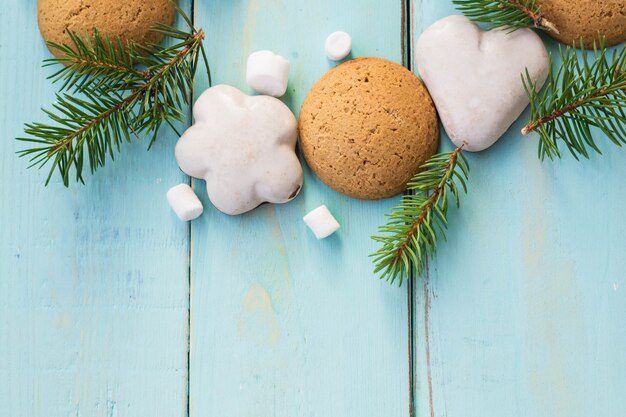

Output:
xmin=453 ymin=0 xmax=559 ymax=33
xmin=17 ymin=6 xmax=210 ymax=187
xmin=371 ymin=146 xmax=469 ymax=286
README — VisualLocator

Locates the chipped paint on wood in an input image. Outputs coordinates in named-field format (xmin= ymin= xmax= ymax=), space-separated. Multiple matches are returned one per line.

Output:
xmin=238 ymin=284 xmax=281 ymax=346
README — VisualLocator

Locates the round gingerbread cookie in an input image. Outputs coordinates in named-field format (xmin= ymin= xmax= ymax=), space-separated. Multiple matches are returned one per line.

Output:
xmin=38 ymin=0 xmax=176 ymax=58
xmin=537 ymin=0 xmax=626 ymax=47
xmin=299 ymin=57 xmax=439 ymax=200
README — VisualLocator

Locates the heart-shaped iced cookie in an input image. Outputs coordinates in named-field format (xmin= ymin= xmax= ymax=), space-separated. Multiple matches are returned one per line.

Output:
xmin=416 ymin=15 xmax=549 ymax=152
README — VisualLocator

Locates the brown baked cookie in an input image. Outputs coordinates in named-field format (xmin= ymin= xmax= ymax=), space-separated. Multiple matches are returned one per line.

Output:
xmin=537 ymin=0 xmax=626 ymax=47
xmin=37 ymin=0 xmax=176 ymax=58
xmin=299 ymin=57 xmax=439 ymax=200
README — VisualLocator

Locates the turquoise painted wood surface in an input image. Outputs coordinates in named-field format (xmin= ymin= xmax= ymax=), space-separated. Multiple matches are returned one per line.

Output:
xmin=2 ymin=0 xmax=625 ymax=416
xmin=0 ymin=2 xmax=192 ymax=416
xmin=412 ymin=2 xmax=626 ymax=417
xmin=189 ymin=1 xmax=410 ymax=416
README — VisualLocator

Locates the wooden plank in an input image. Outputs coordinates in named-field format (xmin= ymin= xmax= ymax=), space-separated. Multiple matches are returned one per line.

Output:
xmin=190 ymin=1 xmax=410 ymax=416
xmin=411 ymin=2 xmax=626 ymax=416
xmin=0 ymin=2 xmax=193 ymax=416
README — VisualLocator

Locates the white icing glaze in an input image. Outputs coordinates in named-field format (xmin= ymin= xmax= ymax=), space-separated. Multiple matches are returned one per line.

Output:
xmin=416 ymin=15 xmax=549 ymax=152
xmin=175 ymin=85 xmax=303 ymax=215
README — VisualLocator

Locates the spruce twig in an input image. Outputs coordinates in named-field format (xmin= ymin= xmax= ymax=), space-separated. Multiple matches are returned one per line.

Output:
xmin=453 ymin=0 xmax=559 ymax=33
xmin=17 ymin=7 xmax=209 ymax=186
xmin=371 ymin=146 xmax=469 ymax=286
xmin=45 ymin=30 xmax=150 ymax=94
xmin=522 ymin=40 xmax=626 ymax=160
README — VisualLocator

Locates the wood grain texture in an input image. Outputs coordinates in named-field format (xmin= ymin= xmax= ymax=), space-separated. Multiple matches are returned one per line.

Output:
xmin=0 ymin=1 xmax=192 ymax=416
xmin=5 ymin=1 xmax=623 ymax=416
xmin=411 ymin=2 xmax=626 ymax=416
xmin=189 ymin=1 xmax=410 ymax=416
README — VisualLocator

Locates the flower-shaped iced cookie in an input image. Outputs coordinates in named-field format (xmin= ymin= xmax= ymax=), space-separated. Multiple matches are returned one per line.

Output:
xmin=175 ymin=85 xmax=303 ymax=215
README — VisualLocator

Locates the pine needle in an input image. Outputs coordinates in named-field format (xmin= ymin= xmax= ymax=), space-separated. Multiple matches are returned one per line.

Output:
xmin=522 ymin=39 xmax=626 ymax=160
xmin=453 ymin=0 xmax=559 ymax=33
xmin=16 ymin=6 xmax=210 ymax=186
xmin=370 ymin=146 xmax=469 ymax=286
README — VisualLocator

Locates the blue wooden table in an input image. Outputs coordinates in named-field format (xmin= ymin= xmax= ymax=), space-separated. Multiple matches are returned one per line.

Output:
xmin=1 ymin=1 xmax=625 ymax=416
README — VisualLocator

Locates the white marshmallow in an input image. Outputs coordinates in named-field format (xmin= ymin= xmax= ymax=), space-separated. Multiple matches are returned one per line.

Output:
xmin=166 ymin=184 xmax=203 ymax=221
xmin=303 ymin=205 xmax=340 ymax=239
xmin=325 ymin=31 xmax=352 ymax=61
xmin=246 ymin=50 xmax=290 ymax=97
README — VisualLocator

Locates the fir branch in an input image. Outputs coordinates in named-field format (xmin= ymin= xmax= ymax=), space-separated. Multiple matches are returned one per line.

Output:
xmin=17 ymin=7 xmax=210 ymax=186
xmin=45 ymin=29 xmax=150 ymax=94
xmin=522 ymin=40 xmax=626 ymax=160
xmin=370 ymin=146 xmax=469 ymax=286
xmin=453 ymin=0 xmax=559 ymax=33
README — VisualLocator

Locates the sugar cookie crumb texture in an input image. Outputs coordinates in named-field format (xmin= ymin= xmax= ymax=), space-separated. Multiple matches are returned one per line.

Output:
xmin=299 ymin=57 xmax=439 ymax=200
xmin=37 ymin=0 xmax=176 ymax=58
xmin=537 ymin=0 xmax=626 ymax=47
